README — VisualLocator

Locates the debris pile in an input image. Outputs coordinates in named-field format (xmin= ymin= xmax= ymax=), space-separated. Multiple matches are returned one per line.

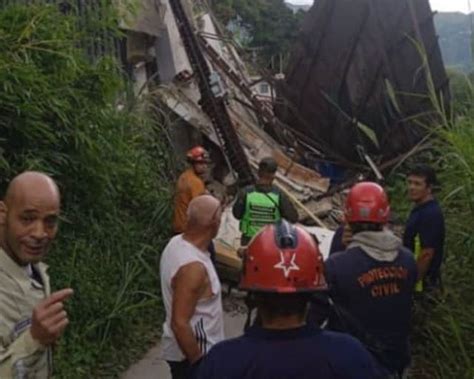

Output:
xmin=276 ymin=0 xmax=449 ymax=166
xmin=123 ymin=0 xmax=449 ymax=281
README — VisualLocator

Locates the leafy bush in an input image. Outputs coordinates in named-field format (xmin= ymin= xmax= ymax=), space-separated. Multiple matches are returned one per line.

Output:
xmin=0 ymin=3 xmax=174 ymax=377
xmin=210 ymin=0 xmax=305 ymax=69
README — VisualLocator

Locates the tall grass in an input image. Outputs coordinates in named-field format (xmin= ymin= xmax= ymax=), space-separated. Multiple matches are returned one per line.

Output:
xmin=415 ymin=95 xmax=474 ymax=378
xmin=0 ymin=3 xmax=174 ymax=377
xmin=387 ymin=48 xmax=474 ymax=377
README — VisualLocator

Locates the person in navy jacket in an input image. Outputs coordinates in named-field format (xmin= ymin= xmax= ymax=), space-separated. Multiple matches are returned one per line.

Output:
xmin=325 ymin=182 xmax=418 ymax=378
xmin=194 ymin=221 xmax=383 ymax=379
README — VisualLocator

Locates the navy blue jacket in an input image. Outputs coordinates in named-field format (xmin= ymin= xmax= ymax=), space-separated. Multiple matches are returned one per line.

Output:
xmin=194 ymin=324 xmax=383 ymax=379
xmin=329 ymin=225 xmax=346 ymax=255
xmin=403 ymin=199 xmax=445 ymax=286
xmin=325 ymin=246 xmax=417 ymax=373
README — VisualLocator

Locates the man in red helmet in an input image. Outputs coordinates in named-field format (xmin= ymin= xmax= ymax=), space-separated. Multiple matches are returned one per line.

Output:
xmin=172 ymin=146 xmax=211 ymax=234
xmin=194 ymin=221 xmax=381 ymax=379
xmin=324 ymin=182 xmax=417 ymax=378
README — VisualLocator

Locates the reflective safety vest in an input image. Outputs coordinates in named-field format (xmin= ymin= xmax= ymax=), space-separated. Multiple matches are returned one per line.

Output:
xmin=240 ymin=190 xmax=281 ymax=239
xmin=414 ymin=235 xmax=423 ymax=292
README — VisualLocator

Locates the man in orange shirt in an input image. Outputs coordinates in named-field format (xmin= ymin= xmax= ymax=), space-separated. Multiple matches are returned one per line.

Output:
xmin=173 ymin=146 xmax=210 ymax=234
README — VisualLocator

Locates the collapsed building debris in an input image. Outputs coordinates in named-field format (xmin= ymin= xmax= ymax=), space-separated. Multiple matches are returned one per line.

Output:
xmin=145 ymin=0 xmax=338 ymax=279
xmin=120 ymin=0 xmax=449 ymax=281
xmin=275 ymin=0 xmax=450 ymax=167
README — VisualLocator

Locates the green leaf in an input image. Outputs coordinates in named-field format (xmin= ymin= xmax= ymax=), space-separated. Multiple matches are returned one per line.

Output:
xmin=385 ymin=78 xmax=401 ymax=114
xmin=353 ymin=118 xmax=379 ymax=148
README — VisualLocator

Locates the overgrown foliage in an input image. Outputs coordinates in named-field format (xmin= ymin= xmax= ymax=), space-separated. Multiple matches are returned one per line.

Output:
xmin=210 ymin=0 xmax=306 ymax=70
xmin=388 ymin=70 xmax=474 ymax=378
xmin=0 ymin=3 xmax=174 ymax=377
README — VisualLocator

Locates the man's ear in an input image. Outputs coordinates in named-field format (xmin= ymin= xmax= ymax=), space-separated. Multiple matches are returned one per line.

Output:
xmin=0 ymin=202 xmax=7 ymax=225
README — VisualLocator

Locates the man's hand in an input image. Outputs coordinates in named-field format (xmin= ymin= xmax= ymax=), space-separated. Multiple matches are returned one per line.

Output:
xmin=237 ymin=246 xmax=248 ymax=259
xmin=417 ymin=248 xmax=434 ymax=281
xmin=30 ymin=288 xmax=74 ymax=346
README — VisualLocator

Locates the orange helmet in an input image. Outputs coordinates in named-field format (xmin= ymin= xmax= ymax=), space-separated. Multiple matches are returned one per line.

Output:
xmin=345 ymin=182 xmax=390 ymax=224
xmin=186 ymin=146 xmax=210 ymax=163
xmin=239 ymin=221 xmax=326 ymax=293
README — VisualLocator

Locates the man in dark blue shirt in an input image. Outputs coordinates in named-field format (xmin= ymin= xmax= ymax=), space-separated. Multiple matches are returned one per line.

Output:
xmin=194 ymin=221 xmax=382 ymax=379
xmin=325 ymin=182 xmax=417 ymax=377
xmin=403 ymin=164 xmax=445 ymax=290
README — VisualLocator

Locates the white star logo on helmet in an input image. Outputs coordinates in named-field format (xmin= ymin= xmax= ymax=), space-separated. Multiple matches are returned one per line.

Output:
xmin=273 ymin=250 xmax=300 ymax=278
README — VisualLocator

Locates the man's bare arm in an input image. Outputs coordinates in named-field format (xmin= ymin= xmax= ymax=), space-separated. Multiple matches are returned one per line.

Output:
xmin=417 ymin=248 xmax=434 ymax=281
xmin=171 ymin=262 xmax=207 ymax=363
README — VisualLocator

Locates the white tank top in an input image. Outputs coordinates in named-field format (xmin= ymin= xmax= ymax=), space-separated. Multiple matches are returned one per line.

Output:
xmin=160 ymin=235 xmax=224 ymax=361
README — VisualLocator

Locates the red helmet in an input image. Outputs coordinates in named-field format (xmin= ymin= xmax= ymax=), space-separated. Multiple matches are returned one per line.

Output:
xmin=345 ymin=182 xmax=390 ymax=224
xmin=239 ymin=221 xmax=326 ymax=293
xmin=186 ymin=146 xmax=210 ymax=163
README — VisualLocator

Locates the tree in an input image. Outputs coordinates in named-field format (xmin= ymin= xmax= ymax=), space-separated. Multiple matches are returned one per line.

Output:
xmin=211 ymin=0 xmax=306 ymax=71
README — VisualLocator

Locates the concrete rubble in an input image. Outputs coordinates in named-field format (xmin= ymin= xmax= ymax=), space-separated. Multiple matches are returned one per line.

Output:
xmin=121 ymin=0 xmax=355 ymax=280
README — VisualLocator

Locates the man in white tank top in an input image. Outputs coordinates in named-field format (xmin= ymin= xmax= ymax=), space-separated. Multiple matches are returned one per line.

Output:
xmin=160 ymin=195 xmax=224 ymax=379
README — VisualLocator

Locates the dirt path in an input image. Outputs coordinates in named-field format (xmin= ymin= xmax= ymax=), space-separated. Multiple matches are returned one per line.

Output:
xmin=121 ymin=291 xmax=247 ymax=379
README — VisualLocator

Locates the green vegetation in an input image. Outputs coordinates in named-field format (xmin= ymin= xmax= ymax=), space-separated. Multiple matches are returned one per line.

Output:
xmin=387 ymin=70 xmax=474 ymax=378
xmin=210 ymin=0 xmax=306 ymax=70
xmin=412 ymin=73 xmax=474 ymax=379
xmin=434 ymin=12 xmax=473 ymax=73
xmin=0 ymin=3 xmax=173 ymax=377
xmin=446 ymin=69 xmax=474 ymax=114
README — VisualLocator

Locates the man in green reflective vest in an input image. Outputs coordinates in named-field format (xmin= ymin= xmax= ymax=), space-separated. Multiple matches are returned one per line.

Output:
xmin=232 ymin=157 xmax=298 ymax=246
